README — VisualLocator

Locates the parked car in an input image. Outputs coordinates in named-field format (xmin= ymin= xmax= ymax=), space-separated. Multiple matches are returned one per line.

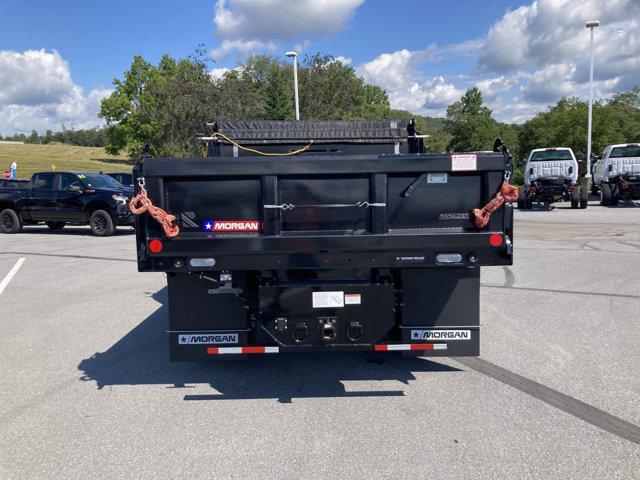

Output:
xmin=518 ymin=147 xmax=587 ymax=209
xmin=106 ymin=172 xmax=134 ymax=188
xmin=591 ymin=143 xmax=640 ymax=205
xmin=0 ymin=171 xmax=134 ymax=236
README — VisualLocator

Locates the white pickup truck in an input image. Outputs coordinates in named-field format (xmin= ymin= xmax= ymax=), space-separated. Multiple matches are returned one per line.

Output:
xmin=592 ymin=143 xmax=640 ymax=206
xmin=518 ymin=147 xmax=587 ymax=209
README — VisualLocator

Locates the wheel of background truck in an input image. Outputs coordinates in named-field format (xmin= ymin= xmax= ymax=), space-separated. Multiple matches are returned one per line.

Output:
xmin=517 ymin=187 xmax=525 ymax=209
xmin=610 ymin=191 xmax=619 ymax=206
xmin=600 ymin=183 xmax=611 ymax=206
xmin=89 ymin=210 xmax=115 ymax=236
xmin=0 ymin=208 xmax=23 ymax=234
xmin=590 ymin=182 xmax=599 ymax=195
xmin=525 ymin=197 xmax=533 ymax=209
xmin=46 ymin=221 xmax=66 ymax=231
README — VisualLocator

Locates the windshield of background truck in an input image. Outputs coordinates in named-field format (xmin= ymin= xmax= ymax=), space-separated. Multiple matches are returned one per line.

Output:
xmin=78 ymin=173 xmax=124 ymax=189
xmin=530 ymin=150 xmax=573 ymax=161
xmin=610 ymin=145 xmax=640 ymax=158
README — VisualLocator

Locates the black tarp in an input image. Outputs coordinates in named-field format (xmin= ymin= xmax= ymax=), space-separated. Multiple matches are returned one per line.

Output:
xmin=207 ymin=120 xmax=409 ymax=144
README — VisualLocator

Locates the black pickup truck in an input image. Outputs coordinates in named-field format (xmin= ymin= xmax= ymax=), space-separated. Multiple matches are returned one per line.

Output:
xmin=0 ymin=171 xmax=134 ymax=236
xmin=133 ymin=120 xmax=514 ymax=361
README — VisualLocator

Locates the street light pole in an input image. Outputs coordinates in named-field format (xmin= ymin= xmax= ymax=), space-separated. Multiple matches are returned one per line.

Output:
xmin=585 ymin=20 xmax=599 ymax=180
xmin=285 ymin=51 xmax=300 ymax=121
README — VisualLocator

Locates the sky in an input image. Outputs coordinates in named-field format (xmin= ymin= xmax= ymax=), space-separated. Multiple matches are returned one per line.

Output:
xmin=0 ymin=0 xmax=639 ymax=135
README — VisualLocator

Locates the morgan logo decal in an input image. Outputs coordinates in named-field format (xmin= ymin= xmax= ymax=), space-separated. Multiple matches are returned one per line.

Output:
xmin=204 ymin=220 xmax=261 ymax=232
xmin=178 ymin=333 xmax=239 ymax=344
xmin=410 ymin=329 xmax=471 ymax=341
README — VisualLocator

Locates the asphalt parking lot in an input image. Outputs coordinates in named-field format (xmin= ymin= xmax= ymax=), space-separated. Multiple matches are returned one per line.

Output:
xmin=1 ymin=201 xmax=639 ymax=479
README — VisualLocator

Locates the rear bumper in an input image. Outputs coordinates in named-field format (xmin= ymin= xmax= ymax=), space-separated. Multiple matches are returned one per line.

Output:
xmin=618 ymin=182 xmax=640 ymax=199
xmin=139 ymin=230 xmax=513 ymax=272
xmin=169 ymin=340 xmax=476 ymax=361
xmin=528 ymin=185 xmax=570 ymax=201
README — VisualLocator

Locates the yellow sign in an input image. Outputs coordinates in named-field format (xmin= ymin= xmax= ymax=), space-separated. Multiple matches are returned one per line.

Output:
xmin=51 ymin=163 xmax=57 ymax=171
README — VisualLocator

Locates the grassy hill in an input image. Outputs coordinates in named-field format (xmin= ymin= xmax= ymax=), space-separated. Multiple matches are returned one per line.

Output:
xmin=0 ymin=143 xmax=132 ymax=179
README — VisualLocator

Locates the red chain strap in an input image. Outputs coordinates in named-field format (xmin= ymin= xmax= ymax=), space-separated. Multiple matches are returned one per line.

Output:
xmin=129 ymin=183 xmax=180 ymax=238
xmin=472 ymin=181 xmax=519 ymax=229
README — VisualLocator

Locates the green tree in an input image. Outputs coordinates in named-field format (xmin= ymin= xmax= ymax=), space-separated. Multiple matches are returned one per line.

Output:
xmin=298 ymin=54 xmax=390 ymax=120
xmin=264 ymin=63 xmax=294 ymax=120
xmin=445 ymin=88 xmax=502 ymax=152
xmin=26 ymin=129 xmax=40 ymax=144
xmin=100 ymin=50 xmax=220 ymax=156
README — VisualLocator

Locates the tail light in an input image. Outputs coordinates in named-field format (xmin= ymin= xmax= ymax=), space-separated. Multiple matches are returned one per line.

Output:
xmin=568 ymin=185 xmax=575 ymax=193
xmin=489 ymin=234 xmax=503 ymax=247
xmin=529 ymin=186 xmax=537 ymax=193
xmin=621 ymin=183 xmax=629 ymax=190
xmin=149 ymin=239 xmax=163 ymax=253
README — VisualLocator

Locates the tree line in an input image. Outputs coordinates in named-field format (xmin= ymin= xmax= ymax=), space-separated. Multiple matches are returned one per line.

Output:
xmin=5 ymin=49 xmax=639 ymax=175
xmin=1 ymin=127 xmax=108 ymax=147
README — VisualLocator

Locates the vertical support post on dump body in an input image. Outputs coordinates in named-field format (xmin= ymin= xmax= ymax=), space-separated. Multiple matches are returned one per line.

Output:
xmin=262 ymin=175 xmax=280 ymax=236
xmin=370 ymin=174 xmax=388 ymax=234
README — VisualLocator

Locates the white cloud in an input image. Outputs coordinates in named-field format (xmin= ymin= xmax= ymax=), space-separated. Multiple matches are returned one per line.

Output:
xmin=0 ymin=49 xmax=74 ymax=106
xmin=212 ymin=0 xmax=364 ymax=58
xmin=478 ymin=0 xmax=640 ymax=73
xmin=333 ymin=56 xmax=352 ymax=65
xmin=211 ymin=39 xmax=277 ymax=59
xmin=357 ymin=49 xmax=463 ymax=115
xmin=357 ymin=0 xmax=640 ymax=123
xmin=475 ymin=76 xmax=517 ymax=102
xmin=0 ymin=49 xmax=111 ymax=135
xmin=209 ymin=67 xmax=231 ymax=80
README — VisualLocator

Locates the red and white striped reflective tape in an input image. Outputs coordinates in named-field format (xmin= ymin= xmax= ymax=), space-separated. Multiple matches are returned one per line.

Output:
xmin=374 ymin=343 xmax=447 ymax=351
xmin=207 ymin=346 xmax=280 ymax=355
xmin=206 ymin=344 xmax=447 ymax=355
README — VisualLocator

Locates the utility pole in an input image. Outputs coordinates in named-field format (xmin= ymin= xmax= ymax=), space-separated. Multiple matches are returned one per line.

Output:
xmin=585 ymin=20 xmax=600 ymax=181
xmin=285 ymin=51 xmax=300 ymax=121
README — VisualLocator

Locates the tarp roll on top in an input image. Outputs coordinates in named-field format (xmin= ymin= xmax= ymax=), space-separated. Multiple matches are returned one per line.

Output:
xmin=207 ymin=120 xmax=410 ymax=144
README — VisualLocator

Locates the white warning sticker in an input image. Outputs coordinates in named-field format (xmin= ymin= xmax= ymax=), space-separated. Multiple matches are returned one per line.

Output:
xmin=410 ymin=329 xmax=471 ymax=341
xmin=451 ymin=154 xmax=477 ymax=171
xmin=312 ymin=291 xmax=344 ymax=308
xmin=344 ymin=293 xmax=362 ymax=305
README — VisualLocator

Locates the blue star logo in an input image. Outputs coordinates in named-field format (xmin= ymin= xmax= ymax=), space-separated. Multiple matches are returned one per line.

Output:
xmin=204 ymin=221 xmax=213 ymax=231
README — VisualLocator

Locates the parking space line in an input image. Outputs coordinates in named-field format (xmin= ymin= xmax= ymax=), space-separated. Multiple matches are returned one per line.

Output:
xmin=455 ymin=356 xmax=640 ymax=445
xmin=0 ymin=252 xmax=135 ymax=263
xmin=0 ymin=258 xmax=25 ymax=297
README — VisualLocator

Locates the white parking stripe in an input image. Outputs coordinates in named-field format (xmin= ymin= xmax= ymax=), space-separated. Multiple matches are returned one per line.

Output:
xmin=0 ymin=258 xmax=25 ymax=297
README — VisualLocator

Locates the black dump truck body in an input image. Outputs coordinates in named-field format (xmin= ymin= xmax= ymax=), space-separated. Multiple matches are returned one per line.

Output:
xmin=133 ymin=120 xmax=513 ymax=360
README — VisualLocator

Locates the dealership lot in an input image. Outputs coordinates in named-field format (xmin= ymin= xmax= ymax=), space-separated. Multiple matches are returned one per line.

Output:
xmin=0 ymin=202 xmax=639 ymax=479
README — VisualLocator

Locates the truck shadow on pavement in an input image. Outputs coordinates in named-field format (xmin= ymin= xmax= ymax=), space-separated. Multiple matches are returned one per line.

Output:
xmin=78 ymin=287 xmax=460 ymax=403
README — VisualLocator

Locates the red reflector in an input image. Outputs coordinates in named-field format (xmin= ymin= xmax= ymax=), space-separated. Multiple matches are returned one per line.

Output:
xmin=149 ymin=239 xmax=163 ymax=253
xmin=621 ymin=184 xmax=629 ymax=190
xmin=568 ymin=185 xmax=575 ymax=193
xmin=529 ymin=186 xmax=537 ymax=193
xmin=489 ymin=234 xmax=503 ymax=247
